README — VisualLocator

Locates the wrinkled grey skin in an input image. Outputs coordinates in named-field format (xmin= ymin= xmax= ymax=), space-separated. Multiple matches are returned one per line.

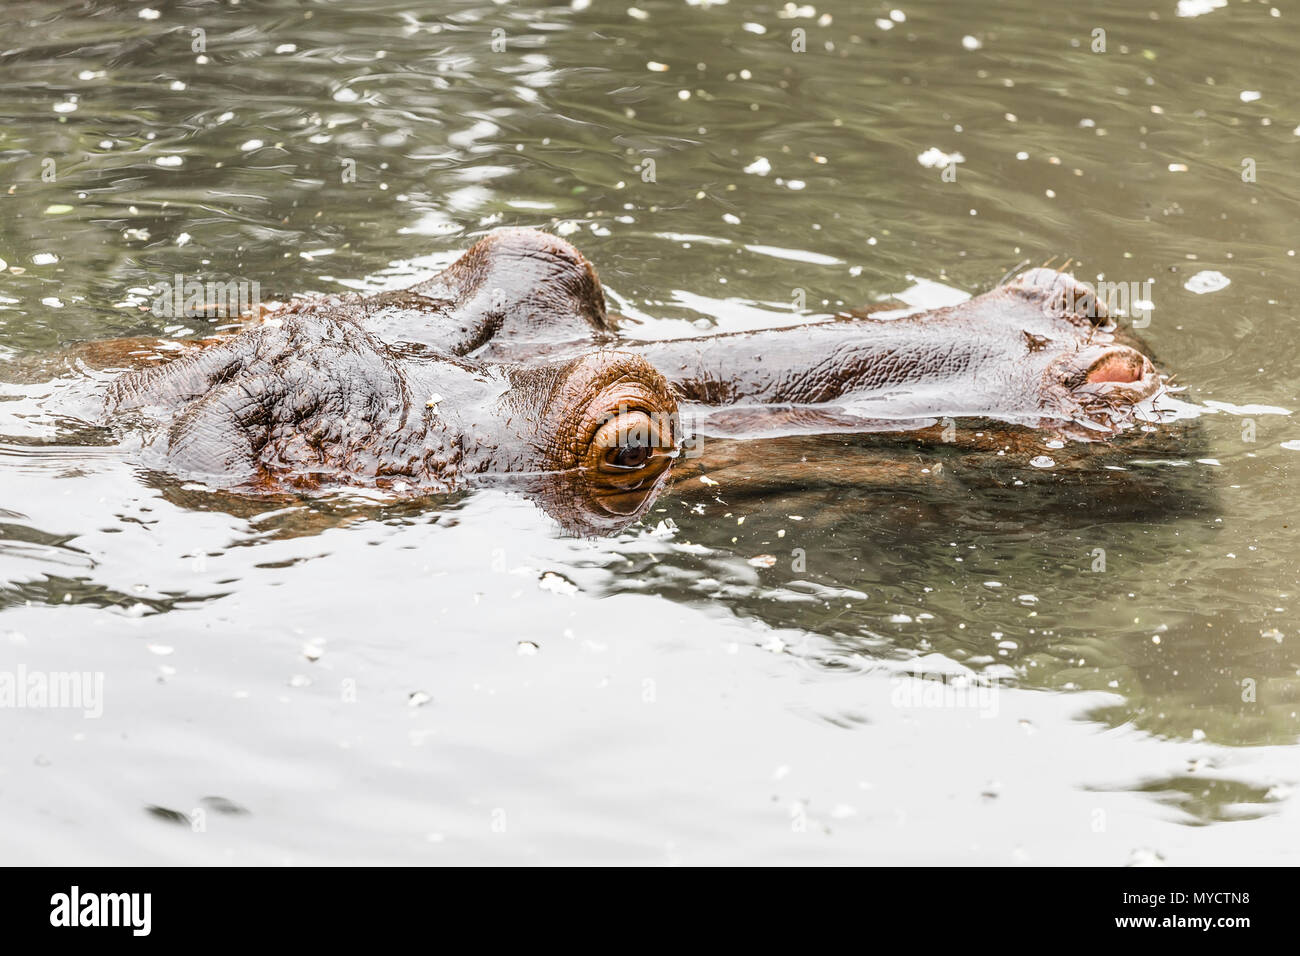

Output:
xmin=97 ymin=228 xmax=1166 ymax=532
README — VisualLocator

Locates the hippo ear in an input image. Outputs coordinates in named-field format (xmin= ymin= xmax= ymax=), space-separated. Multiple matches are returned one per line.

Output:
xmin=376 ymin=228 xmax=615 ymax=357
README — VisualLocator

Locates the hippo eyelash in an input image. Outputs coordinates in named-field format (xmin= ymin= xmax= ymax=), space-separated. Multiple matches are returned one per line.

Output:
xmin=598 ymin=448 xmax=679 ymax=471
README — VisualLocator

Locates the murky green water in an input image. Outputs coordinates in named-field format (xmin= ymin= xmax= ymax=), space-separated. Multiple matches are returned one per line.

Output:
xmin=2 ymin=0 xmax=1298 ymax=863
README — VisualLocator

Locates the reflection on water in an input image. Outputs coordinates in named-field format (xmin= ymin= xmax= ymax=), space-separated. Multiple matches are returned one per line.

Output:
xmin=1 ymin=0 xmax=1298 ymax=863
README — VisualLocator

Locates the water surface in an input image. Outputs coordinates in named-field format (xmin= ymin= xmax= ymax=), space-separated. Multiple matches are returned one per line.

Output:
xmin=1 ymin=0 xmax=1298 ymax=864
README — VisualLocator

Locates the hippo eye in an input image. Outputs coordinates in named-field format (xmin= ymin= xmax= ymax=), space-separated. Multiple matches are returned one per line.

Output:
xmin=591 ymin=409 xmax=668 ymax=475
xmin=608 ymin=441 xmax=650 ymax=470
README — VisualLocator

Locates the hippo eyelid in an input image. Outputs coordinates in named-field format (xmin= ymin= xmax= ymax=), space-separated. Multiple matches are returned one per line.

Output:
xmin=600 ymin=448 xmax=676 ymax=471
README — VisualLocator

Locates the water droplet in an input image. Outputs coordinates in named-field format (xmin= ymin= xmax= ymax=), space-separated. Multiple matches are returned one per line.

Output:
xmin=1184 ymin=270 xmax=1230 ymax=294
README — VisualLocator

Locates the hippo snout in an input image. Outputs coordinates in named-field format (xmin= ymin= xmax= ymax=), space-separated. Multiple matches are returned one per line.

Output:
xmin=1055 ymin=344 xmax=1160 ymax=400
xmin=1039 ymin=343 xmax=1163 ymax=436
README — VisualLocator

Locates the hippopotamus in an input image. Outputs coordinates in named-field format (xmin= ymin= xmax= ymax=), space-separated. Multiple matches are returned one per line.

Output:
xmin=97 ymin=228 xmax=1165 ymax=532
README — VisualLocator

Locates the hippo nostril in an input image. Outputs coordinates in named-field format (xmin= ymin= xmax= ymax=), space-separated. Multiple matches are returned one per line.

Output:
xmin=1060 ymin=344 xmax=1161 ymax=416
xmin=1083 ymin=347 xmax=1148 ymax=385
xmin=1006 ymin=267 xmax=1110 ymax=326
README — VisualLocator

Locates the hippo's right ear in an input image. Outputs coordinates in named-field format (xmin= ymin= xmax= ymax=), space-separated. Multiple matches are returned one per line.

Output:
xmin=377 ymin=228 xmax=614 ymax=358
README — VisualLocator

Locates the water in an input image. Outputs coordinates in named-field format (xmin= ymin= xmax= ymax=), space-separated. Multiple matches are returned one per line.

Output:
xmin=1 ymin=0 xmax=1297 ymax=864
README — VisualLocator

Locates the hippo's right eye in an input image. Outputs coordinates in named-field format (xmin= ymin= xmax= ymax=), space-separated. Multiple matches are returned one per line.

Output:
xmin=591 ymin=409 xmax=668 ymax=475
xmin=608 ymin=442 xmax=650 ymax=470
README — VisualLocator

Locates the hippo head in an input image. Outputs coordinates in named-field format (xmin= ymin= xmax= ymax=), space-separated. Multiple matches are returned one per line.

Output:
xmin=996 ymin=268 xmax=1163 ymax=436
xmin=355 ymin=229 xmax=1167 ymax=444
xmin=98 ymin=227 xmax=1172 ymax=535
xmin=105 ymin=311 xmax=680 ymax=535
